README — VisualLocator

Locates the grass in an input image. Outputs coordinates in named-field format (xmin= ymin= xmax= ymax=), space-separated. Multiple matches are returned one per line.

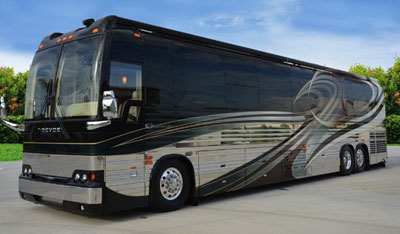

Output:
xmin=0 ymin=144 xmax=23 ymax=161
xmin=388 ymin=144 xmax=400 ymax=146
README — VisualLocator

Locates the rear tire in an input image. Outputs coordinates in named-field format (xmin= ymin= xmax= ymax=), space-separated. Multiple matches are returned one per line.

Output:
xmin=354 ymin=146 xmax=367 ymax=173
xmin=150 ymin=159 xmax=189 ymax=212
xmin=340 ymin=146 xmax=354 ymax=176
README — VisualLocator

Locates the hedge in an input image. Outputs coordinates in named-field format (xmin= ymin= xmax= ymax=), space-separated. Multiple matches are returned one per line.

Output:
xmin=0 ymin=115 xmax=23 ymax=143
xmin=386 ymin=114 xmax=400 ymax=144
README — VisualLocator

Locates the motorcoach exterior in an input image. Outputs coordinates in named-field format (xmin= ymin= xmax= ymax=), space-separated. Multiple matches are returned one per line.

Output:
xmin=1 ymin=16 xmax=387 ymax=213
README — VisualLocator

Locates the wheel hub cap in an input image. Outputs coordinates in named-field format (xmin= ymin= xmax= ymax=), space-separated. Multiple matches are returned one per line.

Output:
xmin=356 ymin=149 xmax=364 ymax=167
xmin=160 ymin=167 xmax=183 ymax=200
xmin=343 ymin=151 xmax=352 ymax=170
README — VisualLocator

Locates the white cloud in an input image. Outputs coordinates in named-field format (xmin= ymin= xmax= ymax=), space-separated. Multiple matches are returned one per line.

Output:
xmin=255 ymin=28 xmax=400 ymax=71
xmin=198 ymin=14 xmax=246 ymax=28
xmin=195 ymin=0 xmax=399 ymax=71
xmin=0 ymin=50 xmax=33 ymax=73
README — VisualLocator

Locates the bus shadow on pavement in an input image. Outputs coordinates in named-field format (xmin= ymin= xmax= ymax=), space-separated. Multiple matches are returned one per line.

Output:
xmin=198 ymin=162 xmax=390 ymax=206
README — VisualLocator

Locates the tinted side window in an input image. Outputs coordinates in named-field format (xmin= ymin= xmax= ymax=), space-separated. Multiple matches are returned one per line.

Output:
xmin=223 ymin=54 xmax=258 ymax=87
xmin=173 ymin=44 xmax=225 ymax=109
xmin=351 ymin=81 xmax=372 ymax=103
xmin=348 ymin=78 xmax=373 ymax=116
xmin=258 ymin=61 xmax=292 ymax=112
xmin=226 ymin=84 xmax=259 ymax=110
xmin=291 ymin=67 xmax=315 ymax=112
xmin=223 ymin=53 xmax=259 ymax=110
xmin=341 ymin=78 xmax=354 ymax=116
xmin=144 ymin=38 xmax=174 ymax=106
xmin=109 ymin=61 xmax=142 ymax=119
xmin=110 ymin=30 xmax=143 ymax=62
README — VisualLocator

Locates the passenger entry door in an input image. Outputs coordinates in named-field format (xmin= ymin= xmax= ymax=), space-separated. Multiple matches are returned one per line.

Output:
xmin=104 ymin=30 xmax=147 ymax=197
xmin=106 ymin=60 xmax=146 ymax=197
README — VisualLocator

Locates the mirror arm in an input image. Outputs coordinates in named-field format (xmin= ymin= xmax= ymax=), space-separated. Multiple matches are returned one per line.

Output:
xmin=2 ymin=120 xmax=25 ymax=132
xmin=86 ymin=119 xmax=111 ymax=130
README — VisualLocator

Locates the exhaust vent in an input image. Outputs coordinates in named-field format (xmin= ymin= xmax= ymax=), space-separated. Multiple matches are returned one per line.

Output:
xmin=83 ymin=18 xmax=94 ymax=28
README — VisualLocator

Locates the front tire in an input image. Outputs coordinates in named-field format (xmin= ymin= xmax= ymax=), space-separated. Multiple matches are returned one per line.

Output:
xmin=150 ymin=159 xmax=189 ymax=212
xmin=340 ymin=146 xmax=354 ymax=176
xmin=354 ymin=146 xmax=367 ymax=173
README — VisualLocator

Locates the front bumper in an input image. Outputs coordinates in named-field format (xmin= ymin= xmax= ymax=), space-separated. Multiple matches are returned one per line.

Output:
xmin=19 ymin=177 xmax=149 ymax=214
xmin=19 ymin=177 xmax=103 ymax=213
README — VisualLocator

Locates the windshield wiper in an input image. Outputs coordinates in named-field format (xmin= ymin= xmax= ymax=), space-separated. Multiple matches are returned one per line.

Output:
xmin=55 ymin=97 xmax=69 ymax=139
xmin=34 ymin=79 xmax=69 ymax=139
xmin=37 ymin=79 xmax=53 ymax=118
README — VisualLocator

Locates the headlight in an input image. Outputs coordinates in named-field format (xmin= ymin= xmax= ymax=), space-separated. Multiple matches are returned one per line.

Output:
xmin=81 ymin=174 xmax=88 ymax=183
xmin=72 ymin=170 xmax=103 ymax=184
xmin=74 ymin=173 xmax=80 ymax=182
xmin=22 ymin=165 xmax=32 ymax=176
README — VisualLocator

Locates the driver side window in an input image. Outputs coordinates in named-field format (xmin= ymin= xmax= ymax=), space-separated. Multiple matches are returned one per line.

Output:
xmin=109 ymin=61 xmax=142 ymax=121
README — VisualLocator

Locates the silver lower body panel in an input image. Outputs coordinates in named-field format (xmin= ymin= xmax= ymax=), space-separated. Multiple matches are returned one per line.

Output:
xmin=19 ymin=178 xmax=102 ymax=204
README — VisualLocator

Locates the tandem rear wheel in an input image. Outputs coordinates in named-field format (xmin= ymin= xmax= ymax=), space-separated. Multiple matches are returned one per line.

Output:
xmin=150 ymin=159 xmax=190 ymax=212
xmin=339 ymin=145 xmax=354 ymax=176
xmin=354 ymin=146 xmax=368 ymax=173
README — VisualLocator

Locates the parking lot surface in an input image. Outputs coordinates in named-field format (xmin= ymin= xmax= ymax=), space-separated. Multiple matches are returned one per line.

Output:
xmin=0 ymin=147 xmax=399 ymax=234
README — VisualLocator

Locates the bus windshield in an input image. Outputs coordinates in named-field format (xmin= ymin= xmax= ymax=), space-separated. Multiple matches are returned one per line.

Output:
xmin=24 ymin=46 xmax=60 ymax=119
xmin=24 ymin=36 xmax=102 ymax=120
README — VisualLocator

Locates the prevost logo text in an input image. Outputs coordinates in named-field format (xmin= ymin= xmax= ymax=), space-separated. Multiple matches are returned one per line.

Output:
xmin=37 ymin=127 xmax=61 ymax=134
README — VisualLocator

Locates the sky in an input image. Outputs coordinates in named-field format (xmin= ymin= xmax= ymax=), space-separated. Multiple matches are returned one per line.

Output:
xmin=0 ymin=0 xmax=399 ymax=73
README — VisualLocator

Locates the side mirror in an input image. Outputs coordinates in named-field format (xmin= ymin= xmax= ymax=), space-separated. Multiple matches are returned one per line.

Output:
xmin=102 ymin=90 xmax=118 ymax=119
xmin=1 ymin=96 xmax=6 ymax=120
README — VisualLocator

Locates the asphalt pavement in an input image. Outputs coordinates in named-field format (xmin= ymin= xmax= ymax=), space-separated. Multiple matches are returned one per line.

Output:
xmin=0 ymin=147 xmax=399 ymax=234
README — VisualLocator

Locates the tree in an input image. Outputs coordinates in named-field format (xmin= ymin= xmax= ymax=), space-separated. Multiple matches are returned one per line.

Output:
xmin=0 ymin=67 xmax=28 ymax=143
xmin=0 ymin=67 xmax=28 ymax=115
xmin=349 ymin=57 xmax=400 ymax=116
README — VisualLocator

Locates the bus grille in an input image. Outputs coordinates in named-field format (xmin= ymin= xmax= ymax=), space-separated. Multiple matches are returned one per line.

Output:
xmin=370 ymin=132 xmax=387 ymax=154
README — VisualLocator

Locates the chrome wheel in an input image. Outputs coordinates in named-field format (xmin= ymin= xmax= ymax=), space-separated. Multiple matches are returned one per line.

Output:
xmin=343 ymin=150 xmax=352 ymax=170
xmin=160 ymin=167 xmax=183 ymax=201
xmin=355 ymin=148 xmax=365 ymax=168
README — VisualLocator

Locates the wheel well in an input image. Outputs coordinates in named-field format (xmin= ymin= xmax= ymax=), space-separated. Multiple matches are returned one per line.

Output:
xmin=341 ymin=144 xmax=355 ymax=156
xmin=149 ymin=154 xmax=196 ymax=203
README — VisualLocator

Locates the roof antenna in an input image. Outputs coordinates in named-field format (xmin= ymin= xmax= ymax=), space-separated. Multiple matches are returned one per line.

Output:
xmin=83 ymin=18 xmax=94 ymax=28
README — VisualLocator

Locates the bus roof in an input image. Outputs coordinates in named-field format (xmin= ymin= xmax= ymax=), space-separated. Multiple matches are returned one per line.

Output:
xmin=40 ymin=15 xmax=370 ymax=81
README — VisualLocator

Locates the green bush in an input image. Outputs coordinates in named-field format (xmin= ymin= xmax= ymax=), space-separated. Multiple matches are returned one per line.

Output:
xmin=0 ymin=115 xmax=24 ymax=143
xmin=386 ymin=114 xmax=400 ymax=144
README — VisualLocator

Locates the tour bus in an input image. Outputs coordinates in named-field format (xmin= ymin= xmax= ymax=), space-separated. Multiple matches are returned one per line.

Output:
xmin=1 ymin=16 xmax=387 ymax=214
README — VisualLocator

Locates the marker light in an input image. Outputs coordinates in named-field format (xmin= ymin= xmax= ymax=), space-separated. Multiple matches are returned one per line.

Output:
xmin=134 ymin=33 xmax=141 ymax=38
xmin=68 ymin=35 xmax=73 ymax=39
xmin=39 ymin=44 xmax=44 ymax=49
xmin=62 ymin=36 xmax=67 ymax=41
xmin=145 ymin=155 xmax=153 ymax=160
xmin=89 ymin=173 xmax=96 ymax=181
xmin=28 ymin=168 xmax=32 ymax=175
xmin=92 ymin=28 xmax=99 ymax=33
xmin=23 ymin=168 xmax=28 ymax=175
xmin=57 ymin=38 xmax=61 ymax=43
